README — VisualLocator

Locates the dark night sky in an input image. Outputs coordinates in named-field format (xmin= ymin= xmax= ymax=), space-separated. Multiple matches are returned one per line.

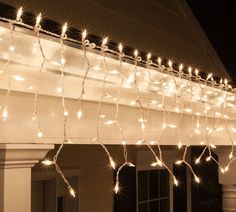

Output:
xmin=187 ymin=1 xmax=236 ymax=84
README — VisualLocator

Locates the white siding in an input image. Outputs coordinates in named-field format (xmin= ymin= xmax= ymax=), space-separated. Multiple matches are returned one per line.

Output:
xmin=2 ymin=0 xmax=228 ymax=78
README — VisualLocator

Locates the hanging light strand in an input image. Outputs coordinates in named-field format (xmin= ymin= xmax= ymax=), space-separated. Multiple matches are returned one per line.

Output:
xmin=47 ymin=23 xmax=75 ymax=197
xmin=114 ymin=44 xmax=135 ymax=194
xmin=94 ymin=37 xmax=116 ymax=169
xmin=77 ymin=29 xmax=90 ymax=119
xmin=176 ymin=68 xmax=200 ymax=183
xmin=1 ymin=11 xmax=236 ymax=196
xmin=53 ymin=23 xmax=68 ymax=161
xmin=134 ymin=52 xmax=178 ymax=186
xmin=146 ymin=55 xmax=164 ymax=166
xmin=32 ymin=13 xmax=46 ymax=138
xmin=2 ymin=20 xmax=16 ymax=122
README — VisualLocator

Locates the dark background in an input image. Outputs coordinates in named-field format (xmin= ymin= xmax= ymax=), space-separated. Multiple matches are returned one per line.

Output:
xmin=187 ymin=1 xmax=236 ymax=85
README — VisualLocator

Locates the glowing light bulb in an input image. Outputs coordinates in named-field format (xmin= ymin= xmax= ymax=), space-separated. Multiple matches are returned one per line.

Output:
xmin=206 ymin=73 xmax=212 ymax=80
xmin=42 ymin=160 xmax=53 ymax=166
xmin=12 ymin=75 xmax=25 ymax=81
xmin=102 ymin=37 xmax=108 ymax=46
xmin=129 ymin=100 xmax=136 ymax=106
xmin=2 ymin=108 xmax=8 ymax=122
xmin=195 ymin=69 xmax=199 ymax=76
xmin=224 ymin=115 xmax=229 ymax=119
xmin=99 ymin=114 xmax=106 ymax=119
xmin=92 ymin=137 xmax=98 ymax=142
xmin=224 ymin=166 xmax=229 ymax=172
xmin=68 ymin=186 xmax=76 ymax=197
xmin=127 ymin=162 xmax=135 ymax=167
xmin=37 ymin=131 xmax=43 ymax=138
xmin=179 ymin=63 xmax=183 ymax=71
xmin=16 ymin=7 xmax=23 ymax=21
xmin=114 ymin=182 xmax=119 ymax=194
xmin=65 ymin=139 xmax=73 ymax=144
xmin=35 ymin=13 xmax=42 ymax=28
xmin=157 ymin=57 xmax=162 ymax=65
xmin=122 ymin=140 xmax=126 ymax=145
xmin=206 ymin=156 xmax=211 ymax=161
xmin=157 ymin=159 xmax=163 ymax=167
xmin=147 ymin=52 xmax=151 ymax=60
xmin=64 ymin=111 xmax=69 ymax=117
xmin=82 ymin=29 xmax=87 ymax=41
xmin=188 ymin=66 xmax=192 ymax=75
xmin=150 ymin=162 xmax=156 ymax=167
xmin=93 ymin=65 xmax=101 ymax=71
xmin=175 ymin=160 xmax=183 ymax=165
xmin=168 ymin=60 xmax=173 ymax=67
xmin=194 ymin=176 xmax=200 ymax=183
xmin=149 ymin=140 xmax=157 ymax=145
xmin=162 ymin=123 xmax=166 ymax=129
xmin=77 ymin=110 xmax=82 ymax=119
xmin=136 ymin=140 xmax=143 ymax=145
xmin=220 ymin=167 xmax=225 ymax=174
xmin=9 ymin=45 xmax=15 ymax=52
xmin=141 ymin=122 xmax=145 ymax=132
xmin=209 ymin=144 xmax=216 ymax=149
xmin=118 ymin=43 xmax=123 ymax=53
xmin=184 ymin=108 xmax=192 ymax=113
xmin=194 ymin=129 xmax=200 ymax=134
xmin=134 ymin=49 xmax=138 ymax=57
xmin=178 ymin=142 xmax=182 ymax=149
xmin=151 ymin=158 xmax=162 ymax=167
xmin=57 ymin=87 xmax=62 ymax=93
xmin=109 ymin=157 xmax=116 ymax=169
xmin=224 ymin=79 xmax=228 ymax=85
xmin=60 ymin=57 xmax=66 ymax=65
xmin=151 ymin=100 xmax=158 ymax=104
xmin=229 ymin=152 xmax=233 ymax=159
xmin=110 ymin=69 xmax=119 ymax=75
xmin=61 ymin=23 xmax=68 ymax=37
xmin=104 ymin=120 xmax=116 ymax=125
xmin=174 ymin=178 xmax=179 ymax=186
xmin=195 ymin=158 xmax=200 ymax=164
xmin=207 ymin=128 xmax=213 ymax=134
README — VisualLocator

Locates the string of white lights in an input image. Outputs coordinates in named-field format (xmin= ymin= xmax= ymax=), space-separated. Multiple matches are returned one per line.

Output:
xmin=0 ymin=7 xmax=236 ymax=197
xmin=114 ymin=44 xmax=135 ymax=194
xmin=150 ymin=60 xmax=177 ymax=179
xmin=1 ymin=11 xmax=20 ymax=122
xmin=32 ymin=13 xmax=46 ymax=138
xmin=196 ymin=78 xmax=219 ymax=161
xmin=93 ymin=37 xmax=116 ymax=170
xmin=77 ymin=29 xmax=90 ymax=120
xmin=42 ymin=23 xmax=75 ymax=197
xmin=133 ymin=52 xmax=179 ymax=186
xmin=175 ymin=68 xmax=200 ymax=183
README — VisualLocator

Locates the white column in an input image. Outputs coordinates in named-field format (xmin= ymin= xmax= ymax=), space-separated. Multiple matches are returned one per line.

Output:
xmin=0 ymin=144 xmax=54 ymax=212
xmin=217 ymin=147 xmax=236 ymax=212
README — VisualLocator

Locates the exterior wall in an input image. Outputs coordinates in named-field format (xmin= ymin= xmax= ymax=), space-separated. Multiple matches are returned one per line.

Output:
xmin=32 ymin=145 xmax=133 ymax=212
xmin=1 ymin=0 xmax=228 ymax=78
xmin=32 ymin=145 xmax=176 ymax=212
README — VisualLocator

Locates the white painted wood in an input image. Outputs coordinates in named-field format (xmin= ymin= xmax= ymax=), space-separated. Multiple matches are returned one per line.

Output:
xmin=0 ymin=144 xmax=54 ymax=212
